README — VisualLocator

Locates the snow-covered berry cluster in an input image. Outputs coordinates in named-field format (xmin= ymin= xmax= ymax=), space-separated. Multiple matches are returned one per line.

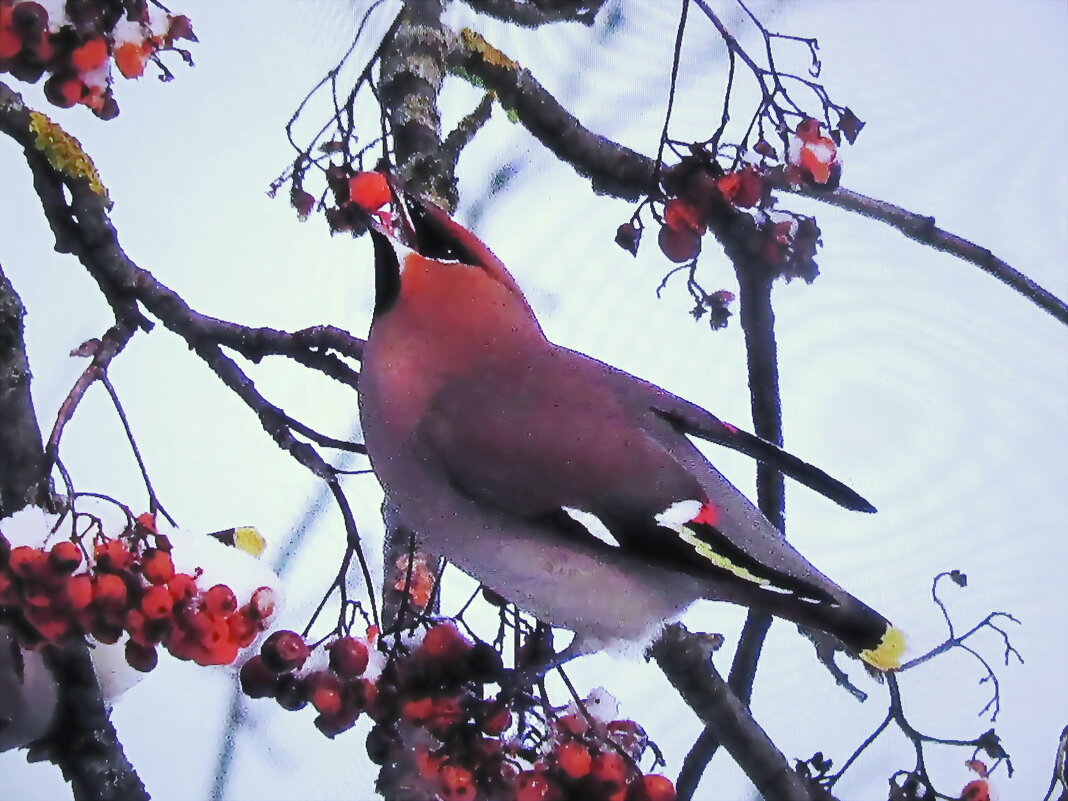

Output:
xmin=0 ymin=513 xmax=275 ymax=672
xmin=240 ymin=619 xmax=676 ymax=801
xmin=0 ymin=0 xmax=195 ymax=118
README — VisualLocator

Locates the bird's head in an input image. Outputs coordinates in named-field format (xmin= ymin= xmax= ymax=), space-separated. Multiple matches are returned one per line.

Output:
xmin=354 ymin=173 xmax=537 ymax=326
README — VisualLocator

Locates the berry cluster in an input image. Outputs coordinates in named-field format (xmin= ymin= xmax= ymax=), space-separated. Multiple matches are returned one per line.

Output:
xmin=240 ymin=619 xmax=676 ymax=801
xmin=616 ymin=118 xmax=841 ymax=289
xmin=0 ymin=515 xmax=274 ymax=672
xmin=0 ymin=0 xmax=195 ymax=118
xmin=240 ymin=629 xmax=377 ymax=739
xmin=507 ymin=709 xmax=677 ymax=801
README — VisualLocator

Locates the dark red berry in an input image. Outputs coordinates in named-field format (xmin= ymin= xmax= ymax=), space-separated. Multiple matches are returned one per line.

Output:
xmin=49 ymin=541 xmax=83 ymax=574
xmin=239 ymin=656 xmax=278 ymax=699
xmin=125 ymin=641 xmax=159 ymax=672
xmin=261 ymin=630 xmax=310 ymax=672
xmin=275 ymin=673 xmax=308 ymax=711
xmin=328 ymin=636 xmax=369 ymax=678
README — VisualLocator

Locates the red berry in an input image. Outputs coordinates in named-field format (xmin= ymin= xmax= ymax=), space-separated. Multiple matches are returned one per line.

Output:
xmin=8 ymin=545 xmax=45 ymax=578
xmin=328 ymin=636 xmax=369 ymax=678
xmin=114 ymin=41 xmax=147 ymax=79
xmin=481 ymin=703 xmax=512 ymax=736
xmin=239 ymin=656 xmax=278 ymax=699
xmin=94 ymin=540 xmax=133 ymax=573
xmin=11 ymin=3 xmax=48 ymax=37
xmin=555 ymin=713 xmax=589 ymax=737
xmin=125 ymin=641 xmax=159 ymax=672
xmin=516 ymin=771 xmax=552 ymax=801
xmin=0 ymin=25 xmax=21 ymax=60
xmin=555 ymin=741 xmax=592 ymax=780
xmin=420 ymin=622 xmax=470 ymax=662
xmin=658 ymin=225 xmax=701 ymax=263
xmin=141 ymin=585 xmax=174 ymax=620
xmin=71 ymin=37 xmax=108 ymax=71
xmin=167 ymin=573 xmax=198 ymax=605
xmin=202 ymin=584 xmax=237 ymax=617
xmin=428 ymin=696 xmax=464 ymax=733
xmin=49 ymin=541 xmax=83 ymax=574
xmin=400 ymin=696 xmax=435 ymax=724
xmin=307 ymin=671 xmax=343 ymax=716
xmin=260 ymin=630 xmax=310 ymax=672
xmin=135 ymin=512 xmax=158 ymax=535
xmin=141 ymin=549 xmax=174 ymax=585
xmin=66 ymin=574 xmax=94 ymax=611
xmin=439 ymin=765 xmax=474 ymax=800
xmin=591 ymin=752 xmax=629 ymax=792
xmin=93 ymin=573 xmax=128 ymax=611
xmin=348 ymin=172 xmax=391 ymax=212
xmin=248 ymin=586 xmax=276 ymax=620
xmin=199 ymin=637 xmax=240 ymax=667
xmin=663 ymin=198 xmax=705 ymax=234
xmin=628 ymin=774 xmax=676 ymax=801
xmin=228 ymin=609 xmax=260 ymax=648
xmin=34 ymin=609 xmax=71 ymax=641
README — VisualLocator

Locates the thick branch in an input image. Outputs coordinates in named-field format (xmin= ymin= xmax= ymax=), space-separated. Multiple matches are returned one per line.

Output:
xmin=380 ymin=0 xmax=455 ymax=206
xmin=0 ymin=265 xmax=47 ymax=516
xmin=35 ymin=643 xmax=149 ymax=801
xmin=652 ymin=623 xmax=836 ymax=801
xmin=460 ymin=0 xmax=607 ymax=28
xmin=0 ymin=82 xmax=367 ymax=483
xmin=448 ymin=29 xmax=656 ymax=200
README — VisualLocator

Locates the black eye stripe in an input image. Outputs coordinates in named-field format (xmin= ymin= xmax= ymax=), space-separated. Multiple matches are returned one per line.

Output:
xmin=408 ymin=203 xmax=481 ymax=266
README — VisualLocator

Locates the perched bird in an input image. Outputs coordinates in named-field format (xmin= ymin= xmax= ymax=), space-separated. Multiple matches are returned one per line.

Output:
xmin=357 ymin=183 xmax=903 ymax=671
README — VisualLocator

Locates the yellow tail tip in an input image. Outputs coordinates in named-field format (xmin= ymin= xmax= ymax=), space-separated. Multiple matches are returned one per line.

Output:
xmin=859 ymin=626 xmax=905 ymax=671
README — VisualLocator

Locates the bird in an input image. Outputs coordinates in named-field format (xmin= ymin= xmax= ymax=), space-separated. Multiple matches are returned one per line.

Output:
xmin=356 ymin=180 xmax=903 ymax=671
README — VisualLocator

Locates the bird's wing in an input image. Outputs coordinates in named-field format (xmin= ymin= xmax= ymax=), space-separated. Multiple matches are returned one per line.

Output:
xmin=413 ymin=349 xmax=833 ymax=602
xmin=582 ymin=350 xmax=877 ymax=513
xmin=413 ymin=349 xmax=702 ymax=522
xmin=412 ymin=348 xmax=899 ymax=666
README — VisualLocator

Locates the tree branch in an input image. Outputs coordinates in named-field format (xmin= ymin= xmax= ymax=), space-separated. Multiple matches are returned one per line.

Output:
xmin=32 ymin=643 xmax=150 ymax=801
xmin=448 ymin=29 xmax=656 ymax=200
xmin=0 ymin=265 xmax=48 ymax=516
xmin=652 ymin=623 xmax=837 ymax=801
xmin=460 ymin=0 xmax=607 ymax=28
xmin=780 ymin=182 xmax=1068 ymax=325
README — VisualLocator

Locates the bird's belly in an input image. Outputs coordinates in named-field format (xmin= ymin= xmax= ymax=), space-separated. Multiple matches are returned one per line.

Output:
xmin=373 ymin=448 xmax=701 ymax=652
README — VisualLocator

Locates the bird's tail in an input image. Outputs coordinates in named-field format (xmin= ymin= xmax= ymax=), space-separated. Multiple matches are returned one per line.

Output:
xmin=706 ymin=578 xmax=904 ymax=670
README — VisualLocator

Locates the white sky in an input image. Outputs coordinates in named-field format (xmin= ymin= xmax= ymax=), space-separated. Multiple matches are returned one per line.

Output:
xmin=1 ymin=1 xmax=1066 ymax=799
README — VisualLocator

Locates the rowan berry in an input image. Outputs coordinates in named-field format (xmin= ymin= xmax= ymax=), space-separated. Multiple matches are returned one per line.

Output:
xmin=260 ymin=630 xmax=309 ymax=672
xmin=328 ymin=636 xmax=369 ymax=678
xmin=49 ymin=541 xmax=83 ymax=574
